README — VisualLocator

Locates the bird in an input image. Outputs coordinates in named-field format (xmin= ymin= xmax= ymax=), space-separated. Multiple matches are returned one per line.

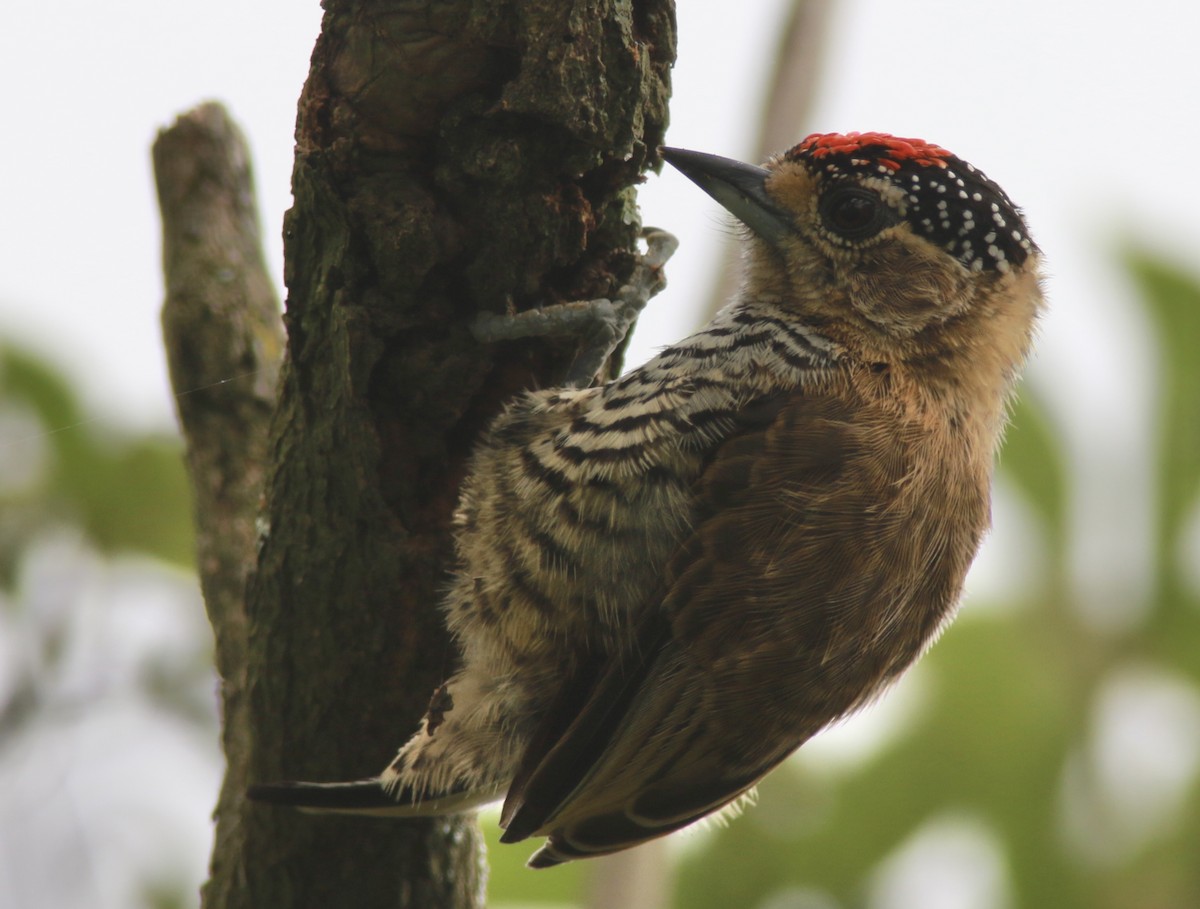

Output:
xmin=247 ymin=132 xmax=1044 ymax=868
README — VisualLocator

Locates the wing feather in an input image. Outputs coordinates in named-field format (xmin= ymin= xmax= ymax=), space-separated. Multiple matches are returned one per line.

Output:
xmin=501 ymin=383 xmax=986 ymax=866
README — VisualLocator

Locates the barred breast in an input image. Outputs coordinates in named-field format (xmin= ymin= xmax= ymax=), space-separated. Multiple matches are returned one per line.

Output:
xmin=445 ymin=300 xmax=839 ymax=675
xmin=370 ymin=302 xmax=838 ymax=800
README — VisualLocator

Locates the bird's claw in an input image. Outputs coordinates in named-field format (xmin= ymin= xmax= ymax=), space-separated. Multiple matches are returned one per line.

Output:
xmin=470 ymin=228 xmax=679 ymax=388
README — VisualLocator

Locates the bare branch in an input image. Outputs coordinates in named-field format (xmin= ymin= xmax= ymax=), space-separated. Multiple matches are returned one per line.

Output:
xmin=702 ymin=0 xmax=836 ymax=321
xmin=152 ymin=100 xmax=284 ymax=905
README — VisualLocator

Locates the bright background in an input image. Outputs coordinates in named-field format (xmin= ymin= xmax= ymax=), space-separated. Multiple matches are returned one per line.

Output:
xmin=2 ymin=2 xmax=1199 ymax=907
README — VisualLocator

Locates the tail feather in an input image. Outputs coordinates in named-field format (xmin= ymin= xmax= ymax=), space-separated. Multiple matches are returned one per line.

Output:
xmin=246 ymin=778 xmax=504 ymax=817
xmin=246 ymin=779 xmax=402 ymax=815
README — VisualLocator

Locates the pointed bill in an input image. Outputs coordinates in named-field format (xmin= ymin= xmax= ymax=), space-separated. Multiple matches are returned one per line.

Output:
xmin=660 ymin=147 xmax=791 ymax=245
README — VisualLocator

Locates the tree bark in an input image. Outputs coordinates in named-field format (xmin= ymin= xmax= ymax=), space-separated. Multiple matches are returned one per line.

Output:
xmin=158 ymin=3 xmax=675 ymax=908
xmin=153 ymin=99 xmax=284 ymax=909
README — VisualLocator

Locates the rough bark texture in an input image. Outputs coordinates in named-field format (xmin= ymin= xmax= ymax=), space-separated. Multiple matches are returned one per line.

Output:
xmin=153 ymin=101 xmax=284 ymax=909
xmin=160 ymin=3 xmax=675 ymax=909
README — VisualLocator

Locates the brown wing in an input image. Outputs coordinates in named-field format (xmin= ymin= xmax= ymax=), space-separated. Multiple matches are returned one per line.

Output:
xmin=501 ymin=385 xmax=985 ymax=867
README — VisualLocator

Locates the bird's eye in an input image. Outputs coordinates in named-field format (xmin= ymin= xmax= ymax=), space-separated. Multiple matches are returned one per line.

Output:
xmin=819 ymin=187 xmax=892 ymax=240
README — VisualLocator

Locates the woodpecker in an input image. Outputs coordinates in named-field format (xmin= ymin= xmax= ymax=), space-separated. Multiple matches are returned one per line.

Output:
xmin=248 ymin=132 xmax=1044 ymax=868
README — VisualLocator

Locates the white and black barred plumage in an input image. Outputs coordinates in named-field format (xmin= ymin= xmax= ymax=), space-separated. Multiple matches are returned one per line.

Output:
xmin=381 ymin=300 xmax=840 ymax=805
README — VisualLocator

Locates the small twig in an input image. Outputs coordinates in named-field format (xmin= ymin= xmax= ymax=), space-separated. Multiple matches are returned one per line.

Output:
xmin=755 ymin=0 xmax=836 ymax=162
xmin=703 ymin=0 xmax=836 ymax=322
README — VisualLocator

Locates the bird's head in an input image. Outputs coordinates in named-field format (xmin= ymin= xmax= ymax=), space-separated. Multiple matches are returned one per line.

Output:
xmin=661 ymin=133 xmax=1044 ymax=376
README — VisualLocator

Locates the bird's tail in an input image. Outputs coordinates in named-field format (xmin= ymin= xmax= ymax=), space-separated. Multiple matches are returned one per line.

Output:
xmin=246 ymin=777 xmax=502 ymax=817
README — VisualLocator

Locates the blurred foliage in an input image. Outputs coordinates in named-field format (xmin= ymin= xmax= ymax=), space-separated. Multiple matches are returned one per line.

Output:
xmin=0 ymin=341 xmax=195 ymax=587
xmin=484 ymin=255 xmax=1200 ymax=909
xmin=1129 ymin=253 xmax=1200 ymax=612
xmin=0 ymin=339 xmax=201 ymax=718
xmin=486 ymin=815 xmax=588 ymax=905
xmin=0 ymin=339 xmax=208 ymax=909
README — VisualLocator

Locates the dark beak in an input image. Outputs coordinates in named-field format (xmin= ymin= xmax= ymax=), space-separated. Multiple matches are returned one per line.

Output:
xmin=660 ymin=147 xmax=792 ymax=245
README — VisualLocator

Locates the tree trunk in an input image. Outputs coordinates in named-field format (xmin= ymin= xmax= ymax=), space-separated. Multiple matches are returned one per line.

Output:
xmin=157 ymin=2 xmax=675 ymax=907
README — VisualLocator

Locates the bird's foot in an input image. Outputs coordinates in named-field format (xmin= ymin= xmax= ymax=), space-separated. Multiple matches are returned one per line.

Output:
xmin=470 ymin=228 xmax=678 ymax=388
